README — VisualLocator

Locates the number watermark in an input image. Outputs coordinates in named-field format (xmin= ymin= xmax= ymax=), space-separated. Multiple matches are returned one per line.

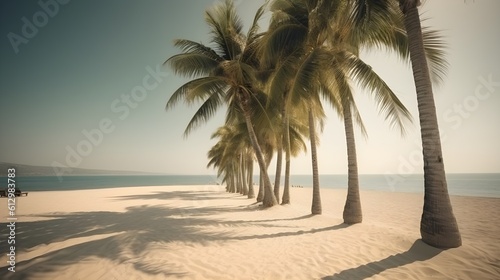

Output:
xmin=6 ymin=168 xmax=17 ymax=273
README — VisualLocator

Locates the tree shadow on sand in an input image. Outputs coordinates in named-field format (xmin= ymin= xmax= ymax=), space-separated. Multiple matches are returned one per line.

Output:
xmin=114 ymin=190 xmax=230 ymax=202
xmin=229 ymin=223 xmax=349 ymax=240
xmin=322 ymin=240 xmax=443 ymax=279
xmin=0 ymin=195 xmax=343 ymax=279
xmin=0 ymin=203 xmax=261 ymax=279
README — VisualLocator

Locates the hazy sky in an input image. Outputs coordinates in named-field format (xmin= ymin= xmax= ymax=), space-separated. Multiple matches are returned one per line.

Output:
xmin=1 ymin=0 xmax=499 ymax=176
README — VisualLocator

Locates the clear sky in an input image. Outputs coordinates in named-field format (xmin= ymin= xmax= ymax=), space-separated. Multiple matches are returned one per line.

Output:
xmin=1 ymin=0 xmax=499 ymax=176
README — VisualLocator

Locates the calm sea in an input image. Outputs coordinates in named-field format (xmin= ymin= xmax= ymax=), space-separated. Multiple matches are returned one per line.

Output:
xmin=1 ymin=173 xmax=499 ymax=198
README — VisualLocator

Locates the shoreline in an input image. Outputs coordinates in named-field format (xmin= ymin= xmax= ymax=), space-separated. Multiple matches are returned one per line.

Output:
xmin=4 ymin=184 xmax=499 ymax=200
xmin=1 ymin=185 xmax=499 ymax=279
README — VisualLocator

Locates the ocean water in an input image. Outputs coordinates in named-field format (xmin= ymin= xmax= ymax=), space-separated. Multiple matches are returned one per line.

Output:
xmin=1 ymin=173 xmax=499 ymax=198
xmin=285 ymin=173 xmax=500 ymax=198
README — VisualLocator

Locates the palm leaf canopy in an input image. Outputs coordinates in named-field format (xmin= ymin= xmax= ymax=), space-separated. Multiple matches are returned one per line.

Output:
xmin=165 ymin=0 xmax=268 ymax=137
xmin=347 ymin=0 xmax=448 ymax=85
xmin=260 ymin=0 xmax=448 ymax=136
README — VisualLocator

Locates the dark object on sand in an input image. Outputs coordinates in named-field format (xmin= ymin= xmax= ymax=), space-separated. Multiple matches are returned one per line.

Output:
xmin=0 ymin=188 xmax=28 ymax=197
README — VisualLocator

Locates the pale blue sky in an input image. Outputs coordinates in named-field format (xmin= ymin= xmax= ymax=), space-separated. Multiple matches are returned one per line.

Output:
xmin=0 ymin=0 xmax=499 ymax=175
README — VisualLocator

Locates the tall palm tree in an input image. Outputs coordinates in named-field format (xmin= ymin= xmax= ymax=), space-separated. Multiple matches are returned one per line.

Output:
xmin=398 ymin=0 xmax=461 ymax=248
xmin=280 ymin=107 xmax=308 ymax=204
xmin=348 ymin=0 xmax=460 ymax=246
xmin=257 ymin=92 xmax=308 ymax=205
xmin=308 ymin=98 xmax=324 ymax=214
xmin=165 ymin=0 xmax=278 ymax=207
xmin=256 ymin=142 xmax=274 ymax=202
xmin=323 ymin=1 xmax=419 ymax=224
xmin=262 ymin=0 xmax=412 ymax=216
xmin=261 ymin=0 xmax=329 ymax=214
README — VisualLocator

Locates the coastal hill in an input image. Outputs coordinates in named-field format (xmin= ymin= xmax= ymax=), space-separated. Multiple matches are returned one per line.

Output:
xmin=0 ymin=162 xmax=159 ymax=177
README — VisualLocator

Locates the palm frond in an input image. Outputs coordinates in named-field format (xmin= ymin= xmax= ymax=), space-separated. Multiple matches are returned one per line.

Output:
xmin=349 ymin=0 xmax=391 ymax=27
xmin=318 ymin=56 xmax=346 ymax=118
xmin=421 ymin=27 xmax=448 ymax=86
xmin=266 ymin=50 xmax=302 ymax=108
xmin=166 ymin=52 xmax=221 ymax=78
xmin=166 ymin=77 xmax=227 ymax=110
xmin=246 ymin=2 xmax=267 ymax=44
xmin=171 ymin=39 xmax=223 ymax=61
xmin=343 ymin=51 xmax=412 ymax=135
xmin=182 ymin=87 xmax=224 ymax=137
xmin=260 ymin=22 xmax=308 ymax=68
xmin=349 ymin=96 xmax=368 ymax=138
xmin=289 ymin=48 xmax=322 ymax=106
xmin=288 ymin=124 xmax=308 ymax=156
xmin=205 ymin=0 xmax=245 ymax=60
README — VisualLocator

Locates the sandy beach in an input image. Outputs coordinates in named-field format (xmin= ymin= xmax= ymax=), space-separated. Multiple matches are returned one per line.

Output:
xmin=1 ymin=185 xmax=499 ymax=279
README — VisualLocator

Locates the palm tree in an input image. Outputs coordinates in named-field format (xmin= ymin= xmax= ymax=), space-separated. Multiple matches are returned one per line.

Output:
xmin=308 ymin=98 xmax=324 ymax=214
xmin=256 ymin=142 xmax=274 ymax=202
xmin=398 ymin=0 xmax=461 ymax=248
xmin=207 ymin=125 xmax=240 ymax=193
xmin=257 ymin=91 xmax=308 ymax=205
xmin=208 ymin=121 xmax=256 ymax=198
xmin=280 ymin=107 xmax=308 ymax=204
xmin=165 ymin=0 xmax=278 ymax=207
xmin=349 ymin=0 xmax=460 ymax=246
xmin=246 ymin=151 xmax=256 ymax=198
xmin=322 ymin=1 xmax=420 ymax=224
xmin=260 ymin=0 xmax=329 ymax=214
xmin=262 ymin=0 xmax=412 ymax=216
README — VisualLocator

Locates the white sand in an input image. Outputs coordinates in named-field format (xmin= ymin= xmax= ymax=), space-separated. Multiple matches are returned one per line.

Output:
xmin=1 ymin=185 xmax=499 ymax=279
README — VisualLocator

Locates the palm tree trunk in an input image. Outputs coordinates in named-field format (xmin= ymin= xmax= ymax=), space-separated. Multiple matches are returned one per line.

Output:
xmin=230 ymin=167 xmax=236 ymax=193
xmin=236 ymin=158 xmax=242 ymax=194
xmin=241 ymin=154 xmax=248 ymax=195
xmin=274 ymin=151 xmax=282 ymax=203
xmin=400 ymin=0 xmax=461 ymax=248
xmin=274 ymin=118 xmax=284 ymax=204
xmin=257 ymin=169 xmax=264 ymax=202
xmin=232 ymin=173 xmax=237 ymax=193
xmin=247 ymin=157 xmax=255 ymax=198
xmin=309 ymin=107 xmax=322 ymax=215
xmin=241 ymin=96 xmax=278 ymax=207
xmin=282 ymin=114 xmax=291 ymax=204
xmin=258 ymin=153 xmax=273 ymax=202
xmin=342 ymin=103 xmax=362 ymax=224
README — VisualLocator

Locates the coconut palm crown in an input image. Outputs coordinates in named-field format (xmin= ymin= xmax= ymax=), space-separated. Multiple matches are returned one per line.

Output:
xmin=165 ymin=0 xmax=278 ymax=207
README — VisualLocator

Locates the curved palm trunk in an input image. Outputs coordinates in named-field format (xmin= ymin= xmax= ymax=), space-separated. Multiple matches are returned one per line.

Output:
xmin=247 ymin=158 xmax=255 ymax=198
xmin=262 ymin=153 xmax=274 ymax=203
xmin=400 ymin=0 xmax=461 ymax=248
xmin=309 ymin=108 xmax=322 ymax=215
xmin=258 ymin=154 xmax=272 ymax=202
xmin=241 ymin=96 xmax=278 ymax=207
xmin=342 ymin=103 xmax=362 ymax=224
xmin=282 ymin=114 xmax=291 ymax=204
